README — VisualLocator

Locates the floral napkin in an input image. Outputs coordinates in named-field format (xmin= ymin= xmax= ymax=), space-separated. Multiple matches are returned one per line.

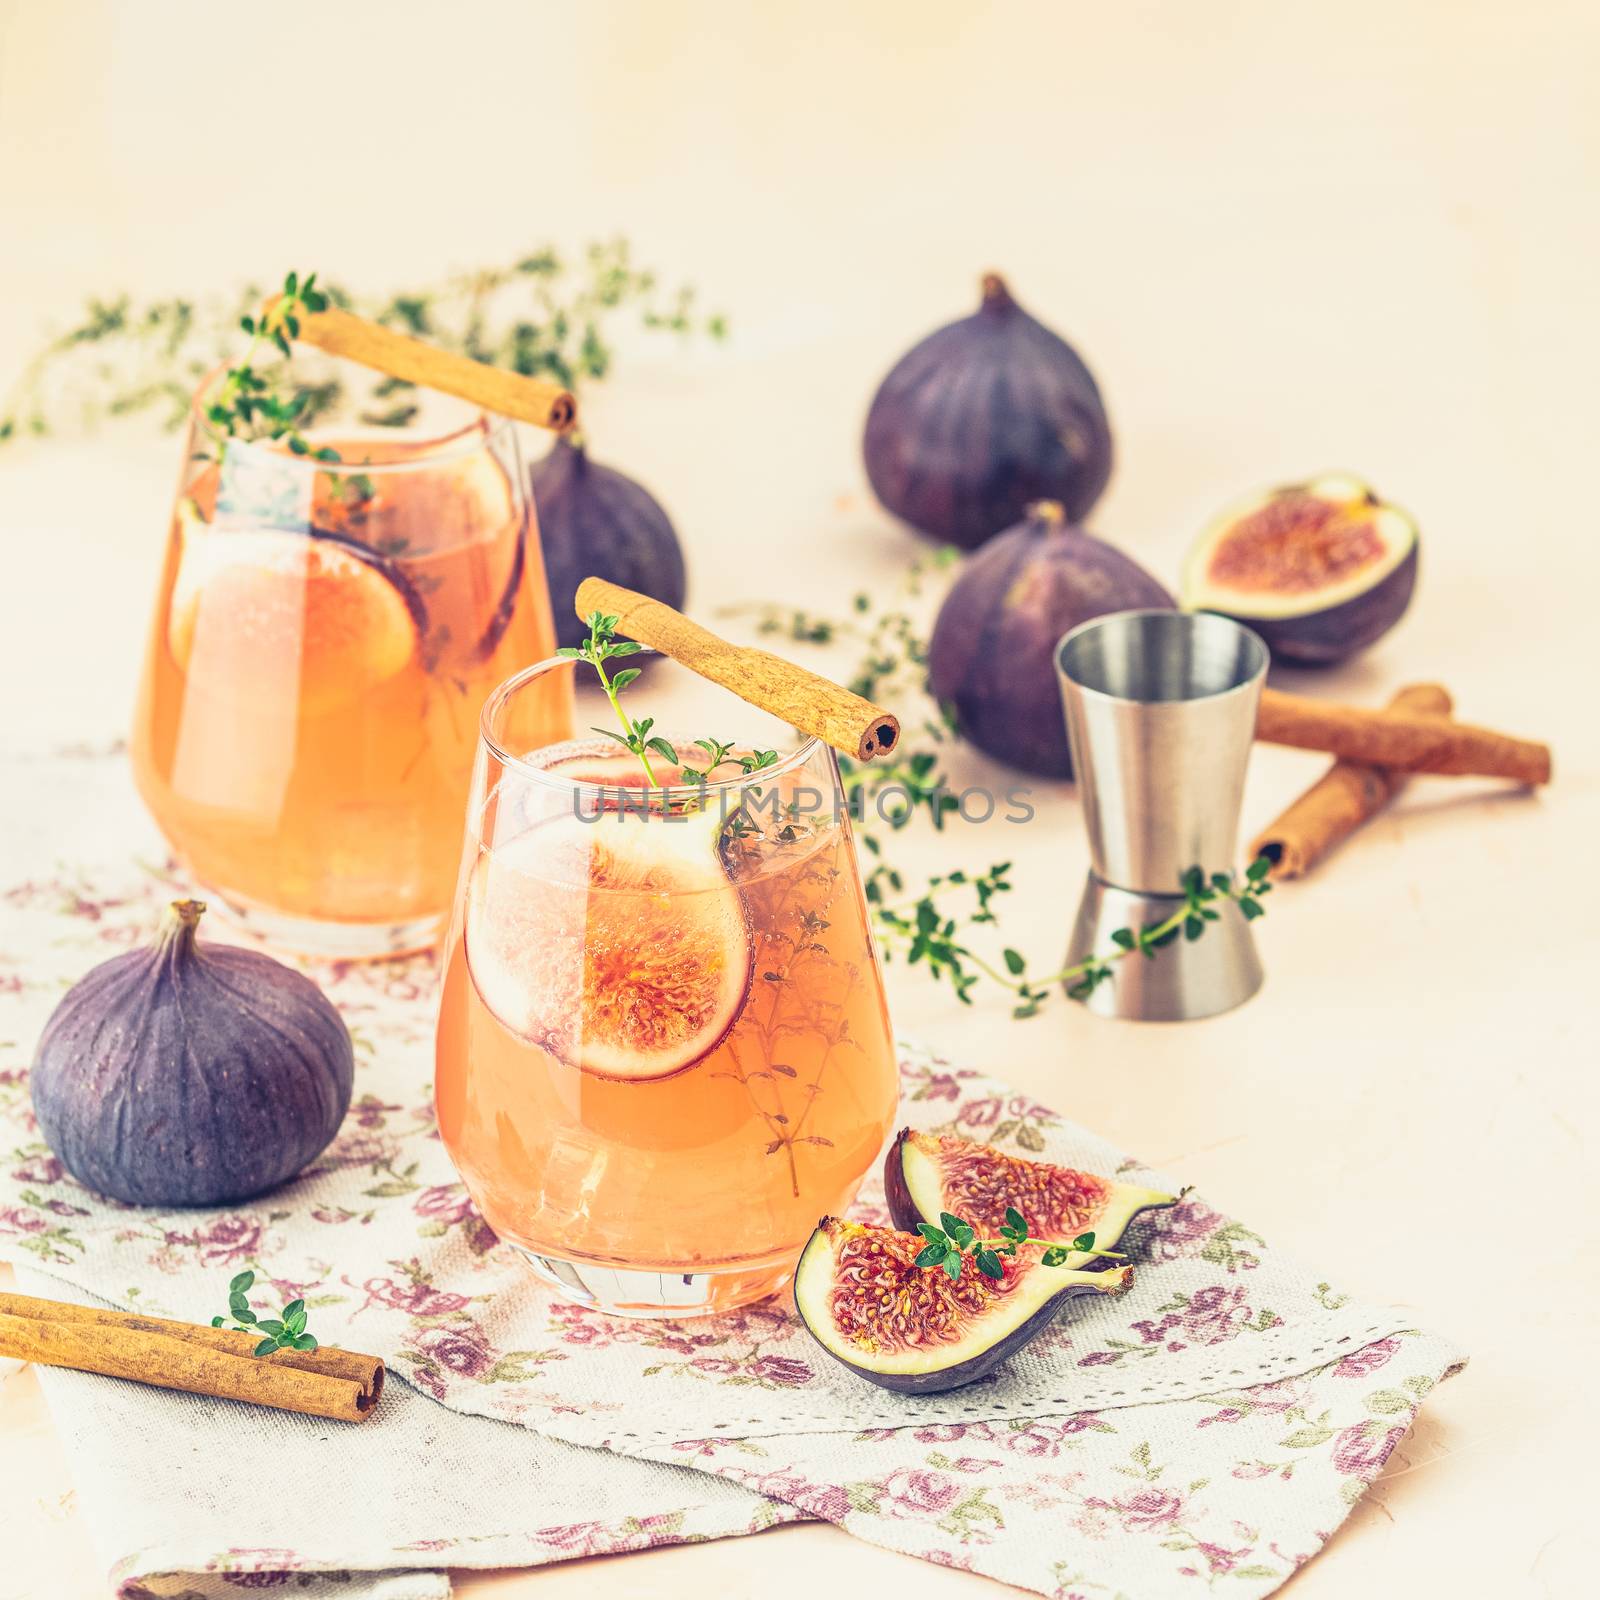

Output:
xmin=0 ymin=750 xmax=1466 ymax=1597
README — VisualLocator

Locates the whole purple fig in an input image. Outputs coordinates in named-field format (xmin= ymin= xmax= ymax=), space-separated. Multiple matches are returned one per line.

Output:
xmin=928 ymin=501 xmax=1173 ymax=777
xmin=864 ymin=273 xmax=1113 ymax=549
xmin=31 ymin=900 xmax=353 ymax=1206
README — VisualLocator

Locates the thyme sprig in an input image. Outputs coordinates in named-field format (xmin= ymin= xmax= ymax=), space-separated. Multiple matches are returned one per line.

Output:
xmin=915 ymin=1206 xmax=1124 ymax=1283
xmin=557 ymin=611 xmax=669 ymax=785
xmin=205 ymin=269 xmax=338 ymax=461
xmin=875 ymin=856 xmax=1273 ymax=1016
xmin=211 ymin=1270 xmax=318 ymax=1358
xmin=559 ymin=613 xmax=783 ymax=791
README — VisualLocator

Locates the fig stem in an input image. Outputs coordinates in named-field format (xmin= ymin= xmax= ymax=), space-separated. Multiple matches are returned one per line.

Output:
xmin=979 ymin=272 xmax=1014 ymax=311
xmin=157 ymin=898 xmax=207 ymax=955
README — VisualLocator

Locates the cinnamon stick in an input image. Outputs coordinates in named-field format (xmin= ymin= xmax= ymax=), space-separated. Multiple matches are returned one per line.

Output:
xmin=1251 ymin=684 xmax=1453 ymax=878
xmin=267 ymin=299 xmax=576 ymax=432
xmin=1255 ymin=687 xmax=1551 ymax=785
xmin=0 ymin=1292 xmax=382 ymax=1423
xmin=574 ymin=577 xmax=901 ymax=762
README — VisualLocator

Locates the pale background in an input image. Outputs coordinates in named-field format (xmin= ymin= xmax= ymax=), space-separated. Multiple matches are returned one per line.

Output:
xmin=1 ymin=1 xmax=1597 ymax=1596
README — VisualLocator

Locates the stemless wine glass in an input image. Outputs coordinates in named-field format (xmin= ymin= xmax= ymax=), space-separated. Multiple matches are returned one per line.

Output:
xmin=131 ymin=376 xmax=573 ymax=958
xmin=435 ymin=652 xmax=902 ymax=1315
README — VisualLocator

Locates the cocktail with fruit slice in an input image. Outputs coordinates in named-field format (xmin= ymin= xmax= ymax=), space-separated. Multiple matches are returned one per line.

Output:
xmin=435 ymin=652 xmax=901 ymax=1315
xmin=131 ymin=391 xmax=571 ymax=958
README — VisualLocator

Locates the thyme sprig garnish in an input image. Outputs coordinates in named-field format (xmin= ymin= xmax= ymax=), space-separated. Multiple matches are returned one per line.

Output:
xmin=205 ymin=270 xmax=337 ymax=460
xmin=211 ymin=1270 xmax=318 ymax=1358
xmin=678 ymin=739 xmax=780 ymax=784
xmin=559 ymin=613 xmax=783 ymax=791
xmin=915 ymin=1207 xmax=1124 ymax=1283
xmin=557 ymin=611 xmax=669 ymax=785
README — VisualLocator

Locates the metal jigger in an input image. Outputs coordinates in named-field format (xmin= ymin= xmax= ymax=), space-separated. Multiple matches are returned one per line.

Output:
xmin=1055 ymin=610 xmax=1269 ymax=1023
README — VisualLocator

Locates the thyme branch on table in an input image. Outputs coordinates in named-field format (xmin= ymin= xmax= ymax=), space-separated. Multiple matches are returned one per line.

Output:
xmin=914 ymin=1206 xmax=1124 ymax=1283
xmin=211 ymin=1270 xmax=318 ymax=1358
xmin=874 ymin=856 xmax=1273 ymax=1016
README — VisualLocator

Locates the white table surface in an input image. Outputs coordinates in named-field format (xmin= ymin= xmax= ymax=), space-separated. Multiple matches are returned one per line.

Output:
xmin=1 ymin=2 xmax=1596 ymax=1595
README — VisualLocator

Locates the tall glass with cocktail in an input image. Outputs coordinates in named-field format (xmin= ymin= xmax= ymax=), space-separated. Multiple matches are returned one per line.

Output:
xmin=132 ymin=381 xmax=572 ymax=957
xmin=434 ymin=651 xmax=901 ymax=1314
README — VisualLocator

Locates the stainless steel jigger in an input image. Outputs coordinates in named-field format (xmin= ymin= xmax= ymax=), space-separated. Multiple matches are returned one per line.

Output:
xmin=1055 ymin=610 xmax=1269 ymax=1023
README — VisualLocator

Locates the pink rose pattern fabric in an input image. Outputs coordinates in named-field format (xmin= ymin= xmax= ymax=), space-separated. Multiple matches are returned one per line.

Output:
xmin=0 ymin=756 xmax=1466 ymax=1598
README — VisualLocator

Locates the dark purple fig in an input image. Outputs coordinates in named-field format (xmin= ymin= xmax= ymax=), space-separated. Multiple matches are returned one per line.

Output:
xmin=1182 ymin=474 xmax=1419 ymax=666
xmin=793 ymin=1217 xmax=1131 ymax=1394
xmin=863 ymin=273 xmax=1113 ymax=549
xmin=31 ymin=900 xmax=353 ymax=1207
xmin=530 ymin=436 xmax=687 ymax=650
xmin=928 ymin=500 xmax=1174 ymax=776
xmin=885 ymin=1129 xmax=1177 ymax=1269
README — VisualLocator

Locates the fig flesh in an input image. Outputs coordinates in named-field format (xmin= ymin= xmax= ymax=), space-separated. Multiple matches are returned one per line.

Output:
xmin=927 ymin=500 xmax=1174 ymax=776
xmin=464 ymin=800 xmax=752 ymax=1083
xmin=863 ymin=274 xmax=1113 ymax=549
xmin=1182 ymin=474 xmax=1419 ymax=665
xmin=885 ymin=1129 xmax=1177 ymax=1269
xmin=794 ymin=1216 xmax=1131 ymax=1393
xmin=168 ymin=520 xmax=427 ymax=715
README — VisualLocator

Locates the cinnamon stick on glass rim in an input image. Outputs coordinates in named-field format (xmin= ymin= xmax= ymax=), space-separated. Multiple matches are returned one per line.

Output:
xmin=1255 ymin=686 xmax=1551 ymax=785
xmin=262 ymin=297 xmax=576 ymax=432
xmin=1251 ymin=684 xmax=1453 ymax=878
xmin=0 ymin=1291 xmax=383 ymax=1424
xmin=574 ymin=577 xmax=901 ymax=763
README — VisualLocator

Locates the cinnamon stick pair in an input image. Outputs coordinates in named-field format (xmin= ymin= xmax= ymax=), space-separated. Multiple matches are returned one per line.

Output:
xmin=1251 ymin=685 xmax=1452 ymax=878
xmin=1255 ymin=687 xmax=1550 ymax=786
xmin=0 ymin=1292 xmax=383 ymax=1423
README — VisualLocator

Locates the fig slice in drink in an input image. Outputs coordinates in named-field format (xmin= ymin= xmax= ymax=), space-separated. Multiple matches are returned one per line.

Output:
xmin=465 ymin=793 xmax=753 ymax=1082
xmin=167 ymin=520 xmax=424 ymax=714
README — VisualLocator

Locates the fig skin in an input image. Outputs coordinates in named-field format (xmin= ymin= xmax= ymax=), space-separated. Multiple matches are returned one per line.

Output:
xmin=927 ymin=501 xmax=1174 ymax=776
xmin=793 ymin=1216 xmax=1132 ymax=1395
xmin=863 ymin=273 xmax=1113 ymax=549
xmin=31 ymin=900 xmax=353 ymax=1207
xmin=1230 ymin=543 xmax=1418 ymax=666
xmin=531 ymin=436 xmax=687 ymax=651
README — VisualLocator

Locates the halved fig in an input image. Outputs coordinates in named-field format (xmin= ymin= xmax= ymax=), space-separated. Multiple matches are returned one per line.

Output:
xmin=794 ymin=1217 xmax=1132 ymax=1393
xmin=885 ymin=1129 xmax=1177 ymax=1269
xmin=1181 ymin=474 xmax=1419 ymax=665
xmin=464 ymin=804 xmax=752 ymax=1082
xmin=167 ymin=519 xmax=425 ymax=714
